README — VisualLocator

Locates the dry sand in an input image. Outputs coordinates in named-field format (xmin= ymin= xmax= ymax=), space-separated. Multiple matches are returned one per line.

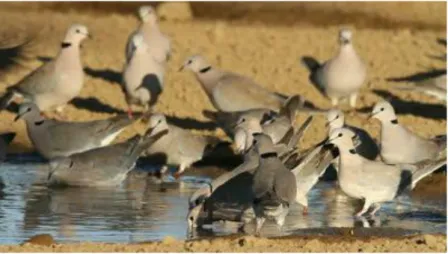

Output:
xmin=0 ymin=2 xmax=446 ymax=252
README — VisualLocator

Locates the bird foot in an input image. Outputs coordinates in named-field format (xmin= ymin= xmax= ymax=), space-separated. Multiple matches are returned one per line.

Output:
xmin=302 ymin=207 xmax=308 ymax=216
xmin=173 ymin=171 xmax=183 ymax=179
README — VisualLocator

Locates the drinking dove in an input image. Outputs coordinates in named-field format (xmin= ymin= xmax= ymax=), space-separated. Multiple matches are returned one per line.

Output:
xmin=15 ymin=103 xmax=140 ymax=160
xmin=326 ymin=109 xmax=379 ymax=160
xmin=0 ymin=24 xmax=89 ymax=113
xmin=144 ymin=113 xmax=225 ymax=177
xmin=125 ymin=5 xmax=171 ymax=64
xmin=47 ymin=129 xmax=168 ymax=187
xmin=251 ymin=133 xmax=297 ymax=236
xmin=370 ymin=100 xmax=446 ymax=164
xmin=122 ymin=34 xmax=165 ymax=118
xmin=326 ymin=127 xmax=446 ymax=217
xmin=180 ymin=54 xmax=325 ymax=113
xmin=301 ymin=28 xmax=366 ymax=108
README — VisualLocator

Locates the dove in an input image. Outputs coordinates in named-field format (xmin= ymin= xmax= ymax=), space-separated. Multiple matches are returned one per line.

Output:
xmin=326 ymin=109 xmax=379 ymax=160
xmin=301 ymin=28 xmax=366 ymax=108
xmin=180 ymin=54 xmax=326 ymax=114
xmin=144 ymin=113 xmax=224 ymax=177
xmin=0 ymin=24 xmax=89 ymax=114
xmin=187 ymin=148 xmax=260 ymax=230
xmin=203 ymin=94 xmax=302 ymax=138
xmin=326 ymin=127 xmax=446 ymax=217
xmin=393 ymin=74 xmax=447 ymax=101
xmin=47 ymin=129 xmax=168 ymax=187
xmin=251 ymin=133 xmax=297 ymax=235
xmin=122 ymin=34 xmax=165 ymax=118
xmin=15 ymin=103 xmax=140 ymax=160
xmin=0 ymin=132 xmax=16 ymax=162
xmin=125 ymin=5 xmax=171 ymax=64
xmin=371 ymin=100 xmax=446 ymax=164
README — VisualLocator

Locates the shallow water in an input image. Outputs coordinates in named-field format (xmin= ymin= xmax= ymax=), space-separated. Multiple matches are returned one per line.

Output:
xmin=0 ymin=159 xmax=445 ymax=244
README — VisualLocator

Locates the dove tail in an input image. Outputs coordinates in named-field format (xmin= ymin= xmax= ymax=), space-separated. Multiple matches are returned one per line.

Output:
xmin=0 ymin=90 xmax=15 ymax=110
xmin=301 ymin=56 xmax=321 ymax=73
xmin=0 ymin=132 xmax=16 ymax=145
xmin=411 ymin=158 xmax=447 ymax=189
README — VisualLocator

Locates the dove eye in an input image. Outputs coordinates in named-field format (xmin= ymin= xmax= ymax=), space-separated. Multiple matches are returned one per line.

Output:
xmin=189 ymin=216 xmax=194 ymax=221
xmin=187 ymin=60 xmax=192 ymax=64
xmin=381 ymin=108 xmax=384 ymax=111
xmin=76 ymin=29 xmax=80 ymax=33
xmin=338 ymin=133 xmax=343 ymax=137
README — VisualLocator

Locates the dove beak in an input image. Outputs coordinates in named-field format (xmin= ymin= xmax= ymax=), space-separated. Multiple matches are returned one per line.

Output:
xmin=88 ymin=34 xmax=93 ymax=39
xmin=368 ymin=111 xmax=379 ymax=120
xmin=14 ymin=113 xmax=24 ymax=122
xmin=178 ymin=65 xmax=185 ymax=72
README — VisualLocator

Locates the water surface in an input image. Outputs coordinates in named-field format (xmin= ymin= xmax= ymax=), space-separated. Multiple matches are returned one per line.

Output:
xmin=0 ymin=159 xmax=445 ymax=244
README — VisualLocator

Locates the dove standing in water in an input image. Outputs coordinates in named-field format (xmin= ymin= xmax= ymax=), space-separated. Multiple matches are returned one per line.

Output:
xmin=15 ymin=103 xmax=140 ymax=160
xmin=301 ymin=28 xmax=366 ymax=108
xmin=144 ymin=113 xmax=224 ymax=177
xmin=251 ymin=133 xmax=297 ymax=236
xmin=47 ymin=129 xmax=168 ymax=187
xmin=371 ymin=101 xmax=446 ymax=164
xmin=0 ymin=24 xmax=89 ymax=114
xmin=125 ymin=5 xmax=171 ymax=64
xmin=326 ymin=109 xmax=379 ymax=160
xmin=122 ymin=34 xmax=165 ymax=118
xmin=326 ymin=127 xmax=446 ymax=217
xmin=180 ymin=55 xmax=324 ymax=113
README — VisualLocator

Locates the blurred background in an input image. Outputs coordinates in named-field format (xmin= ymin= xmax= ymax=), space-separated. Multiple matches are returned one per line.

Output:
xmin=1 ymin=1 xmax=446 ymax=29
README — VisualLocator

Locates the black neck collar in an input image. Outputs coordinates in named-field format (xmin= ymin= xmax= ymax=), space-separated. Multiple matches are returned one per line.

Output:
xmin=260 ymin=152 xmax=278 ymax=158
xmin=349 ymin=149 xmax=357 ymax=154
xmin=34 ymin=120 xmax=44 ymax=126
xmin=61 ymin=42 xmax=72 ymax=48
xmin=199 ymin=66 xmax=212 ymax=73
xmin=390 ymin=119 xmax=398 ymax=125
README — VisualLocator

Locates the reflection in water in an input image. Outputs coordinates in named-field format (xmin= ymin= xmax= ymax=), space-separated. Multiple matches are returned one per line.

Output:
xmin=0 ymin=162 xmax=446 ymax=244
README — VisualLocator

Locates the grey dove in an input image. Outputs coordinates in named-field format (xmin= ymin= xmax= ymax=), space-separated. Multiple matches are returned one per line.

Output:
xmin=203 ymin=95 xmax=302 ymax=139
xmin=144 ymin=113 xmax=224 ymax=177
xmin=251 ymin=133 xmax=297 ymax=236
xmin=15 ymin=103 xmax=140 ymax=160
xmin=122 ymin=33 xmax=165 ymax=118
xmin=0 ymin=132 xmax=16 ymax=162
xmin=301 ymin=28 xmax=366 ymax=108
xmin=125 ymin=5 xmax=171 ymax=64
xmin=326 ymin=109 xmax=379 ymax=160
xmin=187 ymin=148 xmax=260 ymax=230
xmin=0 ymin=24 xmax=89 ymax=113
xmin=180 ymin=54 xmax=325 ymax=113
xmin=371 ymin=100 xmax=446 ymax=164
xmin=393 ymin=74 xmax=446 ymax=101
xmin=47 ymin=128 xmax=168 ymax=187
xmin=326 ymin=127 xmax=446 ymax=217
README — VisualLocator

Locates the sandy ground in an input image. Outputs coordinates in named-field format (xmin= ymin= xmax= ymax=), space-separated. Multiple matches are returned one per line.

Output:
xmin=0 ymin=2 xmax=446 ymax=252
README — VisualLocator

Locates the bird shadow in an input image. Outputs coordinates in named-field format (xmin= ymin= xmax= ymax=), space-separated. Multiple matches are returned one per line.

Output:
xmin=84 ymin=67 xmax=122 ymax=85
xmin=371 ymin=89 xmax=446 ymax=120
xmin=38 ymin=56 xmax=123 ymax=85
xmin=385 ymin=69 xmax=446 ymax=83
xmin=165 ymin=115 xmax=217 ymax=131
xmin=70 ymin=97 xmax=125 ymax=114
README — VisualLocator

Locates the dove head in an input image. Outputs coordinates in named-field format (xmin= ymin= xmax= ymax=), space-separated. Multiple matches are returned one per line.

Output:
xmin=63 ymin=24 xmax=90 ymax=45
xmin=327 ymin=128 xmax=357 ymax=151
xmin=180 ymin=55 xmax=212 ymax=73
xmin=371 ymin=101 xmax=397 ymax=124
xmin=147 ymin=113 xmax=168 ymax=135
xmin=138 ymin=5 xmax=157 ymax=24
xmin=339 ymin=28 xmax=352 ymax=45
xmin=326 ymin=109 xmax=344 ymax=132
xmin=15 ymin=103 xmax=44 ymax=123
xmin=252 ymin=133 xmax=277 ymax=156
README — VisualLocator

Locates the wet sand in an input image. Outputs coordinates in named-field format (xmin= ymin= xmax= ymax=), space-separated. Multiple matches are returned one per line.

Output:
xmin=0 ymin=2 xmax=446 ymax=252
